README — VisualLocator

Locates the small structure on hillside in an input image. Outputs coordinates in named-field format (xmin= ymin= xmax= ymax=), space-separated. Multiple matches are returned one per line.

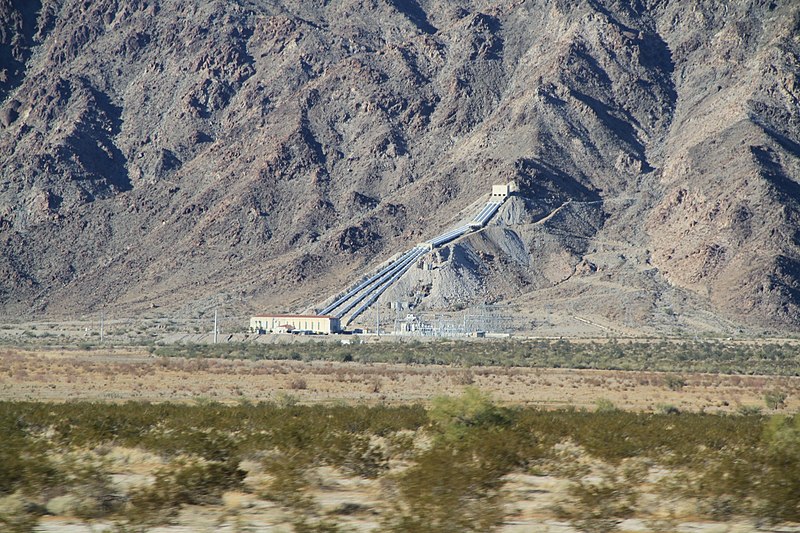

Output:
xmin=250 ymin=314 xmax=341 ymax=334
xmin=491 ymin=183 xmax=515 ymax=198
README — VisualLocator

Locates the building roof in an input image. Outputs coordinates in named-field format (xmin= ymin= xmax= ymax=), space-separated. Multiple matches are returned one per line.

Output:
xmin=252 ymin=314 xmax=337 ymax=319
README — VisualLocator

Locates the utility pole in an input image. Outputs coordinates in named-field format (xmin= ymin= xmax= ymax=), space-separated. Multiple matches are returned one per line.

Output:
xmin=99 ymin=312 xmax=104 ymax=343
xmin=213 ymin=309 xmax=218 ymax=344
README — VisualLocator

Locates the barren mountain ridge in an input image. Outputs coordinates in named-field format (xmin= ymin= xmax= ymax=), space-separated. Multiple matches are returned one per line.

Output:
xmin=1 ymin=0 xmax=799 ymax=332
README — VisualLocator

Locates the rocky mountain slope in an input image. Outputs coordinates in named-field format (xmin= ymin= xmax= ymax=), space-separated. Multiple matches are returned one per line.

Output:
xmin=1 ymin=0 xmax=799 ymax=332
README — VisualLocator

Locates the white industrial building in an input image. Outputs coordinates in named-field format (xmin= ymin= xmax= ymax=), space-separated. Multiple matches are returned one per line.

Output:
xmin=250 ymin=314 xmax=341 ymax=334
xmin=491 ymin=183 xmax=514 ymax=198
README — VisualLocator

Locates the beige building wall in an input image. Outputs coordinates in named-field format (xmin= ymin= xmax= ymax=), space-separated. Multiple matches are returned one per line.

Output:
xmin=491 ymin=184 xmax=510 ymax=198
xmin=250 ymin=315 xmax=340 ymax=334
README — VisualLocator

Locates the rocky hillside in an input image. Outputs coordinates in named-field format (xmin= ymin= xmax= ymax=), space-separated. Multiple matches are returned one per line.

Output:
xmin=1 ymin=0 xmax=799 ymax=332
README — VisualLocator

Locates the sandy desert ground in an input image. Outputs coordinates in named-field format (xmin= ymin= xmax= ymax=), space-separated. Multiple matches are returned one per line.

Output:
xmin=2 ymin=347 xmax=799 ymax=413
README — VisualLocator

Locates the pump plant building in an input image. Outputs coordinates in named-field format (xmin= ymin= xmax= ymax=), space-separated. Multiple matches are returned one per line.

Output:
xmin=250 ymin=314 xmax=341 ymax=334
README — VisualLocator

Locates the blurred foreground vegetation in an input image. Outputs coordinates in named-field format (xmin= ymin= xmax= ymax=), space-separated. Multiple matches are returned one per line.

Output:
xmin=1 ymin=392 xmax=799 ymax=531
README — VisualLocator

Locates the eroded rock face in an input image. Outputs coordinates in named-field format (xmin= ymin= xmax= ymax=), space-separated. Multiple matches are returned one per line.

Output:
xmin=0 ymin=0 xmax=798 ymax=330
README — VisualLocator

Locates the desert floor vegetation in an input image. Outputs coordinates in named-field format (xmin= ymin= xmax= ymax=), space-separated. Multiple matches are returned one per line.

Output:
xmin=1 ymin=337 xmax=799 ymax=531
xmin=100 ymin=338 xmax=800 ymax=376
xmin=3 ymin=335 xmax=800 ymax=376
xmin=1 ymin=391 xmax=800 ymax=532
xmin=2 ymin=348 xmax=799 ymax=412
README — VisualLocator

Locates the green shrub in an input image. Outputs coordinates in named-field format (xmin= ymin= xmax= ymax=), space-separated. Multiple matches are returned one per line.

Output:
xmin=428 ymin=387 xmax=512 ymax=442
xmin=383 ymin=444 xmax=508 ymax=532
xmin=764 ymin=390 xmax=787 ymax=410
xmin=0 ymin=420 xmax=60 ymax=497
xmin=54 ymin=452 xmax=119 ymax=519
xmin=757 ymin=415 xmax=800 ymax=522
xmin=555 ymin=463 xmax=644 ymax=533
xmin=594 ymin=398 xmax=618 ymax=413
xmin=125 ymin=458 xmax=245 ymax=523
xmin=656 ymin=404 xmax=680 ymax=415
xmin=0 ymin=494 xmax=40 ymax=533
xmin=261 ymin=452 xmax=313 ymax=508
xmin=737 ymin=404 xmax=762 ymax=416
xmin=323 ymin=433 xmax=387 ymax=478
xmin=663 ymin=375 xmax=686 ymax=391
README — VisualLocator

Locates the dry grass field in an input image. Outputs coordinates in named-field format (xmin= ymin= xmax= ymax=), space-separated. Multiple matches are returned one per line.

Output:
xmin=1 ymin=347 xmax=799 ymax=413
